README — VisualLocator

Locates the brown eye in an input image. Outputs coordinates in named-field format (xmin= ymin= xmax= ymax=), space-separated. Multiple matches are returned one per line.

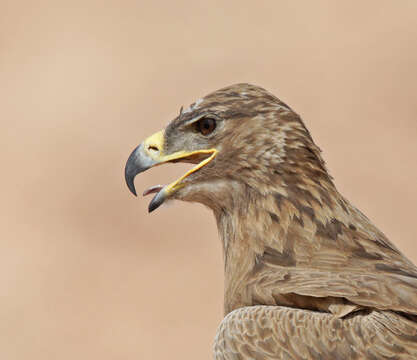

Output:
xmin=196 ymin=117 xmax=216 ymax=136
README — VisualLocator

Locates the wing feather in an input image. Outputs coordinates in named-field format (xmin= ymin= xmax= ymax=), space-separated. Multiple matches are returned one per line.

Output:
xmin=214 ymin=306 xmax=417 ymax=360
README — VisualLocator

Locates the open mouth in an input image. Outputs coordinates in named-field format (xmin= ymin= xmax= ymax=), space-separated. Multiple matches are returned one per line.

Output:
xmin=124 ymin=130 xmax=217 ymax=212
xmin=141 ymin=149 xmax=217 ymax=212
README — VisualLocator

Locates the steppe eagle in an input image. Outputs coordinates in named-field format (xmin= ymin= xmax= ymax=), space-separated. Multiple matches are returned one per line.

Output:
xmin=125 ymin=84 xmax=417 ymax=359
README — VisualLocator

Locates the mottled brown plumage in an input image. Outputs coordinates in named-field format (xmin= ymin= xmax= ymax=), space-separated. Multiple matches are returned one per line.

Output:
xmin=125 ymin=84 xmax=417 ymax=359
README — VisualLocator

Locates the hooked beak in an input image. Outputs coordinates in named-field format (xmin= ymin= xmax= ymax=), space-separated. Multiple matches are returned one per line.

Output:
xmin=125 ymin=130 xmax=217 ymax=212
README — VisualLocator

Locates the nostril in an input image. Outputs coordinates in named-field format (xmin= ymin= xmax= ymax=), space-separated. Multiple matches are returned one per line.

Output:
xmin=148 ymin=145 xmax=159 ymax=153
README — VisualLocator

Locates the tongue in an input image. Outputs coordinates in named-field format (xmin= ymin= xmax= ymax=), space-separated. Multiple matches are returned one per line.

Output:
xmin=143 ymin=185 xmax=164 ymax=196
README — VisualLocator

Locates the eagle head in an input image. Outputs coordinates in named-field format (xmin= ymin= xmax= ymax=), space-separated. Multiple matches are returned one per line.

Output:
xmin=125 ymin=83 xmax=330 ymax=213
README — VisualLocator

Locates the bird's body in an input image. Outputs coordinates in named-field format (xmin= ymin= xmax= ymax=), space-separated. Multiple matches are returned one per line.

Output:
xmin=125 ymin=84 xmax=417 ymax=359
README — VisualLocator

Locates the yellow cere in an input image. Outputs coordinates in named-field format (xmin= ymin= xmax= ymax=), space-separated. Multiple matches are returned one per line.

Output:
xmin=143 ymin=130 xmax=165 ymax=160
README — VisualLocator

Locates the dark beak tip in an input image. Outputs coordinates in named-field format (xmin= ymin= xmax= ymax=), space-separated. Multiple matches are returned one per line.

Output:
xmin=148 ymin=190 xmax=165 ymax=213
xmin=129 ymin=186 xmax=138 ymax=197
xmin=124 ymin=144 xmax=144 ymax=197
xmin=148 ymin=199 xmax=158 ymax=213
xmin=124 ymin=167 xmax=138 ymax=196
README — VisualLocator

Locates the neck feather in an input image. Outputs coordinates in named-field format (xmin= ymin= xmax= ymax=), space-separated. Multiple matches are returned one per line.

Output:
xmin=213 ymin=175 xmax=350 ymax=313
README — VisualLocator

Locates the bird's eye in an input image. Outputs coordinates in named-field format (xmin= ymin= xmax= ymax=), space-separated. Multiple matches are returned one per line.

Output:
xmin=195 ymin=117 xmax=216 ymax=136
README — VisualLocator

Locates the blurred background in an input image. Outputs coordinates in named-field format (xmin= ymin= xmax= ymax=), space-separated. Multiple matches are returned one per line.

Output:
xmin=1 ymin=1 xmax=416 ymax=359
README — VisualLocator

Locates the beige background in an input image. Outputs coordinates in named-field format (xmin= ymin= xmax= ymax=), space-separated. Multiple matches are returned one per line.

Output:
xmin=1 ymin=1 xmax=416 ymax=359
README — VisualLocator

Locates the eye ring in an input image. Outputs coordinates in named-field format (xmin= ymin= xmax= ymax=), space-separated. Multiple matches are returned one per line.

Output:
xmin=195 ymin=117 xmax=216 ymax=136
